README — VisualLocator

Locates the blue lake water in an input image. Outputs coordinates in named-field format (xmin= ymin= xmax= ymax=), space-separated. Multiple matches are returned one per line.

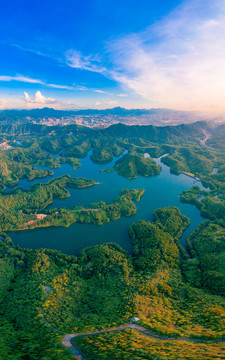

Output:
xmin=9 ymin=151 xmax=206 ymax=256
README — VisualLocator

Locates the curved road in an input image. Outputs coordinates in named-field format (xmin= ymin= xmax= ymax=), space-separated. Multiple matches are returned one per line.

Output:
xmin=42 ymin=284 xmax=225 ymax=359
xmin=200 ymin=129 xmax=215 ymax=150
xmin=62 ymin=324 xmax=225 ymax=359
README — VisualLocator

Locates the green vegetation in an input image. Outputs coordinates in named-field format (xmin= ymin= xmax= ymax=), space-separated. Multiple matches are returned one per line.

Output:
xmin=0 ymin=121 xmax=225 ymax=358
xmin=67 ymin=188 xmax=144 ymax=226
xmin=62 ymin=139 xmax=91 ymax=158
xmin=161 ymin=146 xmax=215 ymax=176
xmin=35 ymin=156 xmax=81 ymax=170
xmin=104 ymin=152 xmax=161 ymax=179
xmin=180 ymin=186 xmax=225 ymax=225
xmin=182 ymin=222 xmax=225 ymax=296
xmin=33 ymin=211 xmax=225 ymax=341
xmin=0 ymin=176 xmax=95 ymax=231
xmin=129 ymin=220 xmax=180 ymax=272
xmin=207 ymin=123 xmax=225 ymax=150
xmin=73 ymin=329 xmax=225 ymax=360
xmin=2 ymin=120 xmax=223 ymax=186
xmin=0 ymin=236 xmax=74 ymax=360
xmin=153 ymin=207 xmax=190 ymax=239
xmin=0 ymin=120 xmax=211 ymax=183
xmin=90 ymin=147 xmax=114 ymax=164
xmin=0 ymin=141 xmax=83 ymax=191
xmin=0 ymin=184 xmax=144 ymax=231
xmin=153 ymin=207 xmax=190 ymax=258
xmin=1 ymin=207 xmax=225 ymax=359
xmin=0 ymin=143 xmax=53 ymax=189
xmin=90 ymin=143 xmax=124 ymax=164
xmin=101 ymin=122 xmax=204 ymax=145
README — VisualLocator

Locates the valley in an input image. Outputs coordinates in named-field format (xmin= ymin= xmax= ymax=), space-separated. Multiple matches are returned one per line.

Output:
xmin=0 ymin=120 xmax=225 ymax=359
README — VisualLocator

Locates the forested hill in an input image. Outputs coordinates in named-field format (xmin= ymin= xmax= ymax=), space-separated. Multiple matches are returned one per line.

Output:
xmin=0 ymin=123 xmax=93 ymax=135
xmin=99 ymin=122 xmax=204 ymax=144
xmin=0 ymin=120 xmax=207 ymax=144
xmin=1 ymin=207 xmax=225 ymax=359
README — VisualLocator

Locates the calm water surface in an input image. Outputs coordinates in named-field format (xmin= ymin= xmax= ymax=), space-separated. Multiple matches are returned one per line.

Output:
xmin=9 ymin=152 xmax=206 ymax=255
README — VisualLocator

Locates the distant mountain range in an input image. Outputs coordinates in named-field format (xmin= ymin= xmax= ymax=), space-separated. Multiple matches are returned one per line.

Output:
xmin=0 ymin=107 xmax=224 ymax=126
xmin=0 ymin=106 xmax=191 ymax=116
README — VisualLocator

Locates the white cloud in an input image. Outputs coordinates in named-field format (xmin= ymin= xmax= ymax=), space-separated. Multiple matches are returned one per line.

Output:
xmin=10 ymin=43 xmax=52 ymax=59
xmin=24 ymin=92 xmax=31 ymax=102
xmin=34 ymin=91 xmax=56 ymax=104
xmin=47 ymin=83 xmax=76 ymax=90
xmin=0 ymin=74 xmax=112 ymax=95
xmin=94 ymin=89 xmax=108 ymax=94
xmin=0 ymin=75 xmax=77 ymax=91
xmin=107 ymin=0 xmax=225 ymax=111
xmin=117 ymin=94 xmax=128 ymax=97
xmin=0 ymin=75 xmax=45 ymax=84
xmin=66 ymin=50 xmax=106 ymax=73
xmin=24 ymin=91 xmax=58 ymax=106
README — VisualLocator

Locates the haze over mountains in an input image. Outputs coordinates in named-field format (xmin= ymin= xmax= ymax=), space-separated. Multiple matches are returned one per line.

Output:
xmin=1 ymin=107 xmax=224 ymax=127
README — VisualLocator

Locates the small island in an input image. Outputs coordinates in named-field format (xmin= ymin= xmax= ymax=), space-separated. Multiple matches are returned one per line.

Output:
xmin=102 ymin=152 xmax=161 ymax=179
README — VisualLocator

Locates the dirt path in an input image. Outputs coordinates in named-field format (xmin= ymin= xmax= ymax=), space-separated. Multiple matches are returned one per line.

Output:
xmin=71 ymin=191 xmax=137 ymax=213
xmin=72 ymin=208 xmax=102 ymax=212
xmin=42 ymin=286 xmax=66 ymax=333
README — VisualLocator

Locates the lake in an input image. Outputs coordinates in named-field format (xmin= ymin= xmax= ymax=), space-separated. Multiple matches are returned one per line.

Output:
xmin=9 ymin=151 xmax=206 ymax=255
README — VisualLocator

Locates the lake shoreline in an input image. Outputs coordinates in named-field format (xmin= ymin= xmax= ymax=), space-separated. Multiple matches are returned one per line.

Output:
xmin=9 ymin=152 xmax=206 ymax=256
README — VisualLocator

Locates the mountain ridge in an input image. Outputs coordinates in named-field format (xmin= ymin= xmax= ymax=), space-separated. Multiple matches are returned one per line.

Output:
xmin=0 ymin=106 xmax=197 ymax=117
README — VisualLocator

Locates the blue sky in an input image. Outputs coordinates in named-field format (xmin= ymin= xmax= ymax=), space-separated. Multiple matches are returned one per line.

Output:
xmin=0 ymin=0 xmax=224 ymax=111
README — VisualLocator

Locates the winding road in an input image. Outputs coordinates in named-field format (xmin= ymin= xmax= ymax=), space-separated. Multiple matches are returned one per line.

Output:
xmin=41 ymin=285 xmax=225 ymax=360
xmin=200 ymin=129 xmax=215 ymax=150
xmin=62 ymin=323 xmax=225 ymax=360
